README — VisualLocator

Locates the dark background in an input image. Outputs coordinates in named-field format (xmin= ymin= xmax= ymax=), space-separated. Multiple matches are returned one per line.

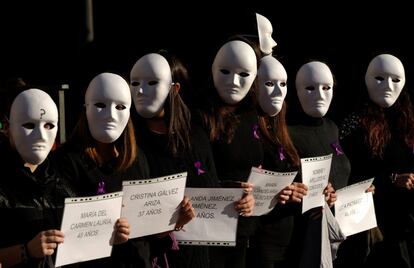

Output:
xmin=1 ymin=1 xmax=413 ymax=133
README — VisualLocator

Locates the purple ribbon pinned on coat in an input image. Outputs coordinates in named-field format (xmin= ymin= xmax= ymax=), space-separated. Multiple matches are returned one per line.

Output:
xmin=169 ymin=232 xmax=180 ymax=251
xmin=97 ymin=181 xmax=106 ymax=194
xmin=330 ymin=140 xmax=344 ymax=156
xmin=253 ymin=124 xmax=260 ymax=140
xmin=278 ymin=146 xmax=286 ymax=161
xmin=194 ymin=161 xmax=205 ymax=175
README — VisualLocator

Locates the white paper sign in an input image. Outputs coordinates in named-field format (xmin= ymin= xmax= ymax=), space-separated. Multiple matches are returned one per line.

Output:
xmin=55 ymin=191 xmax=123 ymax=267
xmin=247 ymin=167 xmax=297 ymax=216
xmin=301 ymin=154 xmax=332 ymax=213
xmin=121 ymin=172 xmax=187 ymax=238
xmin=335 ymin=178 xmax=377 ymax=236
xmin=175 ymin=188 xmax=243 ymax=246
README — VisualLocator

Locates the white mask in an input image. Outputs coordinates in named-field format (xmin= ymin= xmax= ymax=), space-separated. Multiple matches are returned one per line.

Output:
xmin=85 ymin=73 xmax=131 ymax=143
xmin=130 ymin=53 xmax=172 ymax=118
xmin=9 ymin=89 xmax=58 ymax=165
xmin=365 ymin=54 xmax=405 ymax=108
xmin=295 ymin=61 xmax=333 ymax=118
xmin=257 ymin=55 xmax=287 ymax=116
xmin=256 ymin=13 xmax=277 ymax=55
xmin=212 ymin=40 xmax=257 ymax=105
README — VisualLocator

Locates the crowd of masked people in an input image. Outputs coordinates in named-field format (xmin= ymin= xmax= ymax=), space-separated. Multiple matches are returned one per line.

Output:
xmin=1 ymin=15 xmax=414 ymax=268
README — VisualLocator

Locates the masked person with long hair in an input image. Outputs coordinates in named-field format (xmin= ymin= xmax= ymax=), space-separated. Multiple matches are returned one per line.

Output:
xmin=338 ymin=54 xmax=414 ymax=268
xmin=53 ymin=73 xmax=152 ymax=267
xmin=129 ymin=49 xmax=217 ymax=268
xmin=249 ymin=54 xmax=305 ymax=268
xmin=196 ymin=35 xmax=258 ymax=268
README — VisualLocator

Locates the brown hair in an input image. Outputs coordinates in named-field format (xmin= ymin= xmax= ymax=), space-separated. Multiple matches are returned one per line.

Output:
xmin=201 ymin=35 xmax=261 ymax=143
xmin=70 ymin=112 xmax=137 ymax=171
xmin=156 ymin=50 xmax=192 ymax=155
xmin=258 ymin=102 xmax=300 ymax=167
xmin=362 ymin=90 xmax=414 ymax=157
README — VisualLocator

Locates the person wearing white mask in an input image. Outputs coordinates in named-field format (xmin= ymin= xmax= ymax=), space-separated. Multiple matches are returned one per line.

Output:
xmin=338 ymin=53 xmax=414 ymax=268
xmin=85 ymin=72 xmax=132 ymax=144
xmin=288 ymin=61 xmax=349 ymax=267
xmin=365 ymin=54 xmax=405 ymax=108
xmin=197 ymin=35 xmax=258 ymax=268
xmin=250 ymin=55 xmax=306 ymax=268
xmin=211 ymin=39 xmax=258 ymax=106
xmin=130 ymin=49 xmax=218 ymax=268
xmin=291 ymin=61 xmax=348 ymax=191
xmin=0 ymin=89 xmax=69 ymax=267
xmin=130 ymin=53 xmax=173 ymax=120
xmin=256 ymin=13 xmax=277 ymax=56
xmin=257 ymin=55 xmax=288 ymax=117
xmin=295 ymin=61 xmax=334 ymax=118
xmin=53 ymin=73 xmax=151 ymax=267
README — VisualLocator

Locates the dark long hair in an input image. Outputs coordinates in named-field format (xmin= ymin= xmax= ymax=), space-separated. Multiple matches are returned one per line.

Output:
xmin=68 ymin=111 xmax=137 ymax=171
xmin=361 ymin=90 xmax=414 ymax=157
xmin=135 ymin=49 xmax=192 ymax=155
xmin=200 ymin=35 xmax=261 ymax=143
xmin=258 ymin=102 xmax=300 ymax=167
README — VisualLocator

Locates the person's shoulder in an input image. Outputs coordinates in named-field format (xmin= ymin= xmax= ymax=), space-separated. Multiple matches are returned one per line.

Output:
xmin=190 ymin=122 xmax=208 ymax=136
xmin=287 ymin=122 xmax=307 ymax=135
xmin=287 ymin=124 xmax=300 ymax=138
xmin=53 ymin=140 xmax=82 ymax=157
xmin=50 ymin=142 xmax=85 ymax=172
xmin=322 ymin=117 xmax=339 ymax=129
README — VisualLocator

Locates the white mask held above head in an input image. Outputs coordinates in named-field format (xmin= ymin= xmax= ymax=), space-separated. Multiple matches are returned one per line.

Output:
xmin=130 ymin=53 xmax=172 ymax=118
xmin=85 ymin=72 xmax=131 ymax=143
xmin=295 ymin=61 xmax=334 ymax=118
xmin=256 ymin=13 xmax=277 ymax=55
xmin=257 ymin=55 xmax=287 ymax=116
xmin=9 ymin=88 xmax=58 ymax=165
xmin=212 ymin=40 xmax=257 ymax=105
xmin=365 ymin=54 xmax=405 ymax=108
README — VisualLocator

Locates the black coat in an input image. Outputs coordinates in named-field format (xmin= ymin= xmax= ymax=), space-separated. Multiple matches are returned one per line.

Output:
xmin=0 ymin=139 xmax=72 ymax=268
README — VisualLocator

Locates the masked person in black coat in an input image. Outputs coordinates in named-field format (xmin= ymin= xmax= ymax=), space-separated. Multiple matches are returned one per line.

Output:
xmin=0 ymin=88 xmax=72 ymax=267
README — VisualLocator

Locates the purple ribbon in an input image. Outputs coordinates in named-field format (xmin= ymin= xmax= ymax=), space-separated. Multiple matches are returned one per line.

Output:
xmin=169 ymin=232 xmax=180 ymax=251
xmin=253 ymin=124 xmax=260 ymax=140
xmin=278 ymin=146 xmax=286 ymax=161
xmin=97 ymin=181 xmax=106 ymax=194
xmin=194 ymin=161 xmax=205 ymax=175
xmin=412 ymin=144 xmax=414 ymax=154
xmin=330 ymin=140 xmax=344 ymax=156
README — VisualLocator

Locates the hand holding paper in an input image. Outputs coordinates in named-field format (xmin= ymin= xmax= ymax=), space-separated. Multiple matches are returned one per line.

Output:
xmin=290 ymin=182 xmax=308 ymax=203
xmin=247 ymin=167 xmax=297 ymax=216
xmin=113 ymin=217 xmax=130 ymax=245
xmin=301 ymin=154 xmax=332 ymax=213
xmin=324 ymin=182 xmax=337 ymax=208
xmin=335 ymin=178 xmax=376 ymax=236
xmin=235 ymin=192 xmax=255 ymax=217
xmin=175 ymin=196 xmax=196 ymax=230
